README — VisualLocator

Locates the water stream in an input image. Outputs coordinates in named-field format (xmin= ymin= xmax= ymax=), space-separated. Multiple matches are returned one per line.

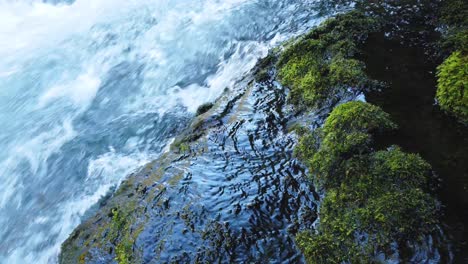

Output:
xmin=0 ymin=0 xmax=321 ymax=263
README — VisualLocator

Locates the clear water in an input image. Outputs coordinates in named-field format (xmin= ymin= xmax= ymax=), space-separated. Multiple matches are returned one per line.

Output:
xmin=0 ymin=0 xmax=319 ymax=263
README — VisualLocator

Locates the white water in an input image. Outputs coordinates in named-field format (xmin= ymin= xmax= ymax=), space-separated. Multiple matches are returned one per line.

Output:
xmin=0 ymin=0 xmax=319 ymax=262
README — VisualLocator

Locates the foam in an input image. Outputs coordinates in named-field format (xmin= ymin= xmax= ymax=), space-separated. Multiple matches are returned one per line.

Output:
xmin=0 ymin=119 xmax=76 ymax=209
xmin=0 ymin=0 xmax=319 ymax=262
xmin=38 ymin=71 xmax=101 ymax=109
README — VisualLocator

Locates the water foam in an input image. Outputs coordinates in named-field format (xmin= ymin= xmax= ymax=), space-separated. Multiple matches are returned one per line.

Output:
xmin=0 ymin=0 xmax=319 ymax=262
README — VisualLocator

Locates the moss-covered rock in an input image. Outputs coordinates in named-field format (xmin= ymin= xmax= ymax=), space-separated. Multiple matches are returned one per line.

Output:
xmin=436 ymin=51 xmax=468 ymax=123
xmin=195 ymin=102 xmax=214 ymax=116
xmin=110 ymin=208 xmax=136 ymax=264
xmin=60 ymin=199 xmax=145 ymax=264
xmin=295 ymin=101 xmax=440 ymax=262
xmin=277 ymin=3 xmax=450 ymax=261
xmin=253 ymin=53 xmax=277 ymax=83
xmin=296 ymin=101 xmax=396 ymax=188
xmin=277 ymin=11 xmax=381 ymax=108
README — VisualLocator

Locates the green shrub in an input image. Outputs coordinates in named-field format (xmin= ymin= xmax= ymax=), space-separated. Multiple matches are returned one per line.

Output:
xmin=436 ymin=51 xmax=468 ymax=123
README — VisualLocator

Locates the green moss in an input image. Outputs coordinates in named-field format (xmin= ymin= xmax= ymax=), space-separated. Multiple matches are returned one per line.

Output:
xmin=195 ymin=103 xmax=214 ymax=116
xmin=370 ymin=148 xmax=432 ymax=188
xmin=321 ymin=101 xmax=396 ymax=135
xmin=277 ymin=11 xmax=381 ymax=108
xmin=436 ymin=51 xmax=468 ymax=123
xmin=295 ymin=132 xmax=320 ymax=166
xmin=108 ymin=207 xmax=139 ymax=264
xmin=179 ymin=143 xmax=190 ymax=152
xmin=171 ymin=140 xmax=191 ymax=153
xmin=295 ymin=102 xmax=439 ymax=262
xmin=303 ymin=174 xmax=438 ymax=259
xmin=116 ymin=236 xmax=133 ymax=264
xmin=298 ymin=101 xmax=396 ymax=188
xmin=288 ymin=123 xmax=310 ymax=136
xmin=328 ymin=56 xmax=367 ymax=87
xmin=442 ymin=29 xmax=468 ymax=53
xmin=254 ymin=53 xmax=276 ymax=83
xmin=110 ymin=208 xmax=127 ymax=241
xmin=436 ymin=0 xmax=468 ymax=123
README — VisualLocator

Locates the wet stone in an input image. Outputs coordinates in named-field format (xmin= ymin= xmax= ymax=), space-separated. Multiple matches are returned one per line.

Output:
xmin=137 ymin=80 xmax=318 ymax=263
xmin=61 ymin=73 xmax=319 ymax=264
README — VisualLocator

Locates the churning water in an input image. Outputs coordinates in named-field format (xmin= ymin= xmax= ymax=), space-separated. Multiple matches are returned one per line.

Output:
xmin=0 ymin=0 xmax=320 ymax=263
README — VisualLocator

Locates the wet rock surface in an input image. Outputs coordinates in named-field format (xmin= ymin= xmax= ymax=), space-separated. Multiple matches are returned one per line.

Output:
xmin=60 ymin=69 xmax=319 ymax=263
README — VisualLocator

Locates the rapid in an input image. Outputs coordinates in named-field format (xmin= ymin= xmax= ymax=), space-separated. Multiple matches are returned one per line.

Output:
xmin=0 ymin=0 xmax=320 ymax=262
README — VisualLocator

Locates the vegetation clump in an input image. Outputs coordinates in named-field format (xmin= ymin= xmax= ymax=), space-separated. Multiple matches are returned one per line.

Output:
xmin=254 ymin=53 xmax=276 ymax=82
xmin=436 ymin=51 xmax=468 ymax=123
xmin=439 ymin=0 xmax=468 ymax=52
xmin=277 ymin=11 xmax=381 ymax=108
xmin=110 ymin=208 xmax=136 ymax=264
xmin=295 ymin=101 xmax=440 ymax=262
xmin=286 ymin=2 xmax=453 ymax=261
xmin=296 ymin=101 xmax=396 ymax=188
xmin=434 ymin=0 xmax=468 ymax=123
xmin=195 ymin=102 xmax=214 ymax=116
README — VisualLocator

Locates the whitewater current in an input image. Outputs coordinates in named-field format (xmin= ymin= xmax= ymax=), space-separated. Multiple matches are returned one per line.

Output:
xmin=0 ymin=0 xmax=320 ymax=263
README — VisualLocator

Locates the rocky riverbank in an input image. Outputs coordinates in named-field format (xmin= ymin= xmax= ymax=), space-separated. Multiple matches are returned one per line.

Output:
xmin=60 ymin=0 xmax=467 ymax=263
xmin=60 ymin=60 xmax=323 ymax=263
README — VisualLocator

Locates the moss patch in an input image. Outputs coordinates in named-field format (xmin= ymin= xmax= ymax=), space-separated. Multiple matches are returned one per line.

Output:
xmin=295 ymin=102 xmax=440 ymax=262
xmin=254 ymin=53 xmax=276 ymax=83
xmin=436 ymin=51 xmax=468 ymax=123
xmin=109 ymin=206 xmax=143 ymax=264
xmin=296 ymin=101 xmax=396 ymax=189
xmin=195 ymin=103 xmax=214 ymax=116
xmin=277 ymin=11 xmax=381 ymax=108
xmin=435 ymin=0 xmax=468 ymax=124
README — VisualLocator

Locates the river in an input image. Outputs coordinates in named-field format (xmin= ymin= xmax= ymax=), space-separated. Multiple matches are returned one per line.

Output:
xmin=0 ymin=0 xmax=321 ymax=263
